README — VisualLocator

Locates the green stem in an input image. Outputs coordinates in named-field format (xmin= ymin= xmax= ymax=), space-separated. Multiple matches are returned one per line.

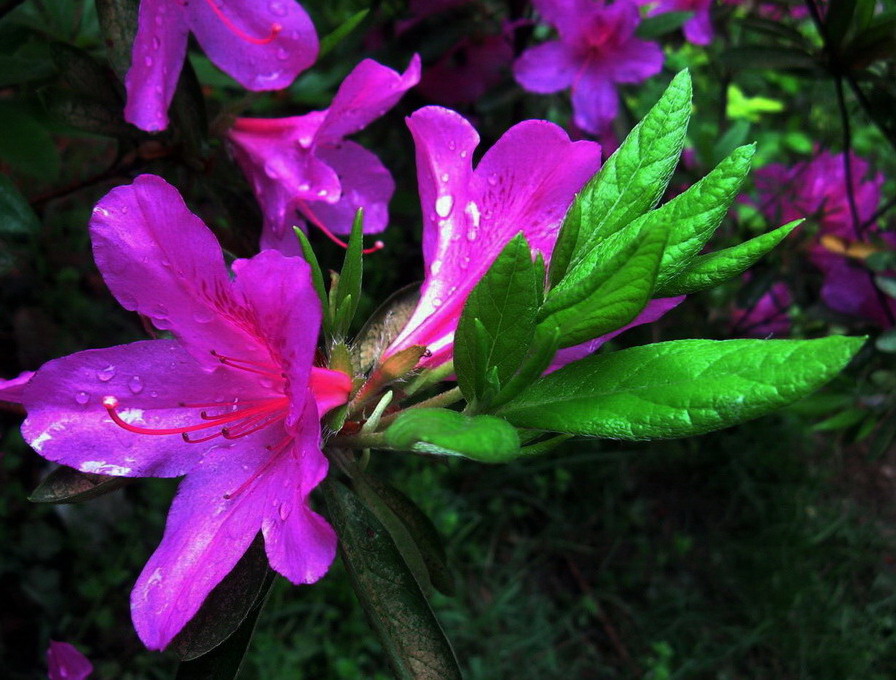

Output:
xmin=404 ymin=361 xmax=455 ymax=396
xmin=377 ymin=386 xmax=464 ymax=429
xmin=332 ymin=431 xmax=390 ymax=451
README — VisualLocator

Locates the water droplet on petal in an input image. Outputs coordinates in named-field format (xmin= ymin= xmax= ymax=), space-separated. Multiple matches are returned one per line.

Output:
xmin=97 ymin=365 xmax=116 ymax=382
xmin=151 ymin=36 xmax=161 ymax=50
xmin=298 ymin=182 xmax=311 ymax=192
xmin=440 ymin=172 xmax=450 ymax=182
xmin=128 ymin=376 xmax=144 ymax=394
xmin=192 ymin=307 xmax=216 ymax=323
xmin=460 ymin=256 xmax=471 ymax=269
xmin=460 ymin=150 xmax=469 ymax=158
xmin=269 ymin=0 xmax=288 ymax=16
xmin=144 ymin=56 xmax=153 ymax=67
xmin=435 ymin=195 xmax=454 ymax=218
xmin=487 ymin=174 xmax=499 ymax=186
xmin=276 ymin=47 xmax=289 ymax=61
xmin=278 ymin=503 xmax=292 ymax=520
xmin=317 ymin=189 xmax=328 ymax=197
xmin=75 ymin=391 xmax=90 ymax=405
xmin=433 ymin=298 xmax=443 ymax=308
xmin=466 ymin=226 xmax=478 ymax=241
xmin=447 ymin=140 xmax=457 ymax=151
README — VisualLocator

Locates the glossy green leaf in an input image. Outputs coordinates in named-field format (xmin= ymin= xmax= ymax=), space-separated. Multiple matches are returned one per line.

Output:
xmin=655 ymin=220 xmax=800 ymax=296
xmin=455 ymin=234 xmax=542 ymax=407
xmin=0 ymin=174 xmax=41 ymax=239
xmin=169 ymin=537 xmax=275 ymax=661
xmin=323 ymin=479 xmax=462 ymax=680
xmin=385 ymin=408 xmax=521 ymax=463
xmin=292 ymin=227 xmax=328 ymax=315
xmin=489 ymin=322 xmax=561 ymax=410
xmin=29 ymin=465 xmax=130 ymax=504
xmin=570 ymin=70 xmax=692 ymax=266
xmin=352 ymin=474 xmax=454 ymax=596
xmin=331 ymin=209 xmax=364 ymax=338
xmin=50 ymin=42 xmax=120 ymax=105
xmin=548 ymin=194 xmax=581 ymax=288
xmin=539 ymin=223 xmax=667 ymax=348
xmin=0 ymin=103 xmax=60 ymax=180
xmin=319 ymin=9 xmax=369 ymax=57
xmin=44 ymin=90 xmax=133 ymax=137
xmin=498 ymin=337 xmax=865 ymax=439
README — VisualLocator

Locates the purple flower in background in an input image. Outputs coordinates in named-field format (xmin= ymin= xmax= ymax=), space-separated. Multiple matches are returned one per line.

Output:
xmin=227 ymin=56 xmax=421 ymax=255
xmin=730 ymin=280 xmax=792 ymax=338
xmin=383 ymin=106 xmax=603 ymax=367
xmin=418 ymin=32 xmax=514 ymax=105
xmin=125 ymin=0 xmax=318 ymax=131
xmin=755 ymin=151 xmax=892 ymax=326
xmin=513 ymin=0 xmax=664 ymax=134
xmin=20 ymin=175 xmax=352 ymax=650
xmin=0 ymin=370 xmax=34 ymax=405
xmin=645 ymin=0 xmax=714 ymax=45
xmin=48 ymin=640 xmax=93 ymax=680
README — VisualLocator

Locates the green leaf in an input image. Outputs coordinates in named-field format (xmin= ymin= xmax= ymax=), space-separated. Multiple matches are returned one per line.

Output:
xmin=29 ymin=465 xmax=130 ymax=504
xmin=719 ymin=46 xmax=818 ymax=71
xmin=489 ymin=322 xmax=561 ymax=410
xmin=0 ymin=174 xmax=41 ymax=239
xmin=292 ymin=226 xmax=328 ymax=316
xmin=726 ymin=85 xmax=784 ymax=122
xmin=331 ymin=209 xmax=364 ymax=338
xmin=385 ymin=408 xmax=521 ymax=463
xmin=0 ymin=103 xmax=60 ymax=180
xmin=169 ymin=537 xmax=275 ymax=661
xmin=875 ymin=274 xmax=896 ymax=299
xmin=455 ymin=234 xmax=542 ymax=407
xmin=43 ymin=89 xmax=134 ymax=137
xmin=0 ymin=55 xmax=55 ymax=87
xmin=655 ymin=220 xmax=800 ymax=296
xmin=322 ymin=479 xmax=462 ymax=680
xmin=352 ymin=474 xmax=454 ymax=596
xmin=174 ymin=569 xmax=273 ymax=680
xmin=50 ymin=42 xmax=120 ymax=105
xmin=570 ymin=70 xmax=692 ymax=266
xmin=319 ymin=9 xmax=369 ymax=57
xmin=498 ymin=337 xmax=865 ymax=439
xmin=539 ymin=223 xmax=668 ymax=348
xmin=635 ymin=11 xmax=694 ymax=38
xmin=95 ymin=0 xmax=138 ymax=80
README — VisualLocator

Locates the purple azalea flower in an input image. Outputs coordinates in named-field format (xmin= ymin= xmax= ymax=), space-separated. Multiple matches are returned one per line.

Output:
xmin=0 ymin=370 xmax=34 ymax=404
xmin=755 ymin=151 xmax=892 ymax=326
xmin=125 ymin=0 xmax=318 ymax=132
xmin=20 ymin=175 xmax=352 ymax=650
xmin=730 ymin=280 xmax=792 ymax=338
xmin=417 ymin=32 xmax=514 ymax=105
xmin=646 ymin=0 xmax=714 ymax=45
xmin=382 ymin=106 xmax=602 ymax=367
xmin=48 ymin=640 xmax=93 ymax=680
xmin=227 ymin=56 xmax=421 ymax=255
xmin=513 ymin=0 xmax=664 ymax=134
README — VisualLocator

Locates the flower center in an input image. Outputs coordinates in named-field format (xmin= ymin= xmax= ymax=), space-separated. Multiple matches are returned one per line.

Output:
xmin=192 ymin=0 xmax=283 ymax=45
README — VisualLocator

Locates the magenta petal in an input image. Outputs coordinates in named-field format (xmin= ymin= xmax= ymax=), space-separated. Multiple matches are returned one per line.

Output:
xmin=533 ymin=0 xmax=599 ymax=40
xmin=310 ymin=141 xmax=395 ymax=235
xmin=683 ymin=8 xmax=713 ymax=45
xmin=187 ymin=0 xmax=317 ymax=91
xmin=21 ymin=340 xmax=270 ymax=478
xmin=262 ymin=400 xmax=336 ymax=583
xmin=123 ymin=0 xmax=189 ymax=132
xmin=131 ymin=440 xmax=279 ymax=650
xmin=606 ymin=39 xmax=665 ymax=83
xmin=513 ymin=41 xmax=578 ymax=94
xmin=405 ymin=106 xmax=479 ymax=268
xmin=572 ymin=71 xmax=619 ymax=134
xmin=387 ymin=110 xmax=601 ymax=364
xmin=0 ymin=370 xmax=34 ymax=404
xmin=90 ymin=175 xmax=268 ymax=368
xmin=549 ymin=296 xmax=685 ymax=371
xmin=229 ymin=252 xmax=320 ymax=429
xmin=48 ymin=640 xmax=93 ymax=680
xmin=316 ymin=55 xmax=422 ymax=144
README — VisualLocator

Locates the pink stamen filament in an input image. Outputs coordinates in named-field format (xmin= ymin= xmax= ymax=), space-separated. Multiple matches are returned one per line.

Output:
xmin=295 ymin=199 xmax=385 ymax=255
xmin=200 ymin=0 xmax=282 ymax=45
xmin=211 ymin=350 xmax=285 ymax=378
xmin=102 ymin=396 xmax=288 ymax=444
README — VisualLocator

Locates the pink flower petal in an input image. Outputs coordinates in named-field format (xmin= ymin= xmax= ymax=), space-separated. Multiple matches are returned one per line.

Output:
xmin=0 ymin=370 xmax=34 ymax=404
xmin=187 ymin=0 xmax=317 ymax=92
xmin=513 ymin=41 xmax=578 ymax=94
xmin=47 ymin=640 xmax=93 ymax=680
xmin=90 ymin=175 xmax=269 ymax=369
xmin=309 ymin=141 xmax=395 ymax=235
xmin=123 ymin=0 xmax=189 ymax=131
xmin=571 ymin=71 xmax=618 ymax=134
xmin=21 ymin=340 xmax=270 ymax=478
xmin=386 ymin=108 xmax=601 ymax=365
xmin=317 ymin=55 xmax=421 ymax=144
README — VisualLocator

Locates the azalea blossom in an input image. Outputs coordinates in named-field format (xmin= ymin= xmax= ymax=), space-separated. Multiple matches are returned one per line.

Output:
xmin=20 ymin=175 xmax=351 ymax=650
xmin=730 ymin=280 xmax=792 ymax=338
xmin=227 ymin=56 xmax=421 ymax=254
xmin=125 ymin=0 xmax=318 ymax=131
xmin=643 ymin=0 xmax=715 ymax=45
xmin=0 ymin=370 xmax=34 ymax=404
xmin=417 ymin=32 xmax=514 ymax=105
xmin=47 ymin=640 xmax=93 ymax=680
xmin=513 ymin=0 xmax=664 ymax=134
xmin=755 ymin=152 xmax=892 ymax=326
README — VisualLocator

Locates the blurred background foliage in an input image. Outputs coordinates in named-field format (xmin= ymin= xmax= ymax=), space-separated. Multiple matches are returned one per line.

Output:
xmin=1 ymin=0 xmax=896 ymax=677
